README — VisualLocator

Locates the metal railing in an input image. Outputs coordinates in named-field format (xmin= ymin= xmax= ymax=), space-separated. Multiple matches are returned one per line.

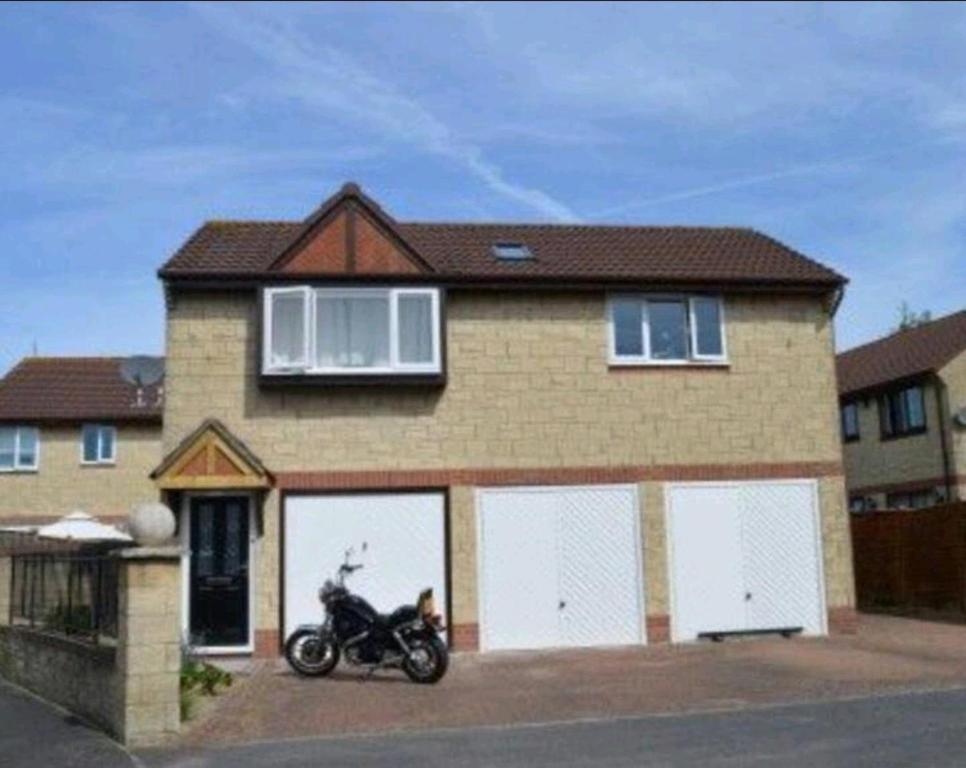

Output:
xmin=9 ymin=554 xmax=119 ymax=642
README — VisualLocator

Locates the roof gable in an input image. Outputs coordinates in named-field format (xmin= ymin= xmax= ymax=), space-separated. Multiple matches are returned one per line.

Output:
xmin=270 ymin=183 xmax=432 ymax=276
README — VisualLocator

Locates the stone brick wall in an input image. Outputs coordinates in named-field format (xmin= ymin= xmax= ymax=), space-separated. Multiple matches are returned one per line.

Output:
xmin=0 ymin=424 xmax=162 ymax=522
xmin=164 ymin=290 xmax=842 ymax=467
xmin=164 ymin=288 xmax=851 ymax=648
xmin=0 ymin=548 xmax=181 ymax=747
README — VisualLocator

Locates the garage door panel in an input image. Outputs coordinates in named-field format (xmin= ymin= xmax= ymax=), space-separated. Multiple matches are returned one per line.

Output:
xmin=741 ymin=483 xmax=824 ymax=635
xmin=479 ymin=485 xmax=644 ymax=652
xmin=667 ymin=481 xmax=825 ymax=643
xmin=284 ymin=494 xmax=446 ymax=639
xmin=559 ymin=488 xmax=642 ymax=647
xmin=667 ymin=486 xmax=746 ymax=641
xmin=479 ymin=491 xmax=560 ymax=651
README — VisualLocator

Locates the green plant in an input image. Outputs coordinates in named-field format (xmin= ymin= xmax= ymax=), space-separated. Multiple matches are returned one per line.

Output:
xmin=179 ymin=653 xmax=233 ymax=721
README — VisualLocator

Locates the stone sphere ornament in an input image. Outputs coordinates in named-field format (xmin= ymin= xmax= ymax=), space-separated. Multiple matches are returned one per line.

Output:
xmin=128 ymin=502 xmax=177 ymax=545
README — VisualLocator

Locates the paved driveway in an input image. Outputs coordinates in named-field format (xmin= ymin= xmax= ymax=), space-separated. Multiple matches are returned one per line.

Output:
xmin=179 ymin=614 xmax=966 ymax=748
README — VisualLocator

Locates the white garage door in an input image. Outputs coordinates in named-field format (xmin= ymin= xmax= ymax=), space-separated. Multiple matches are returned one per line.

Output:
xmin=666 ymin=480 xmax=826 ymax=642
xmin=478 ymin=485 xmax=644 ymax=651
xmin=284 ymin=493 xmax=447 ymax=639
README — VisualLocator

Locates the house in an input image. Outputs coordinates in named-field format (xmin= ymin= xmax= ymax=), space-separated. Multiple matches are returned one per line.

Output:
xmin=0 ymin=357 xmax=163 ymax=524
xmin=837 ymin=310 xmax=966 ymax=512
xmin=149 ymin=182 xmax=856 ymax=657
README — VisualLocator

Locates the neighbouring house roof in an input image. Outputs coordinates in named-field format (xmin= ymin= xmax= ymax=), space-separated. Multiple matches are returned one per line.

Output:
xmin=0 ymin=357 xmax=164 ymax=423
xmin=837 ymin=309 xmax=966 ymax=397
xmin=159 ymin=182 xmax=846 ymax=290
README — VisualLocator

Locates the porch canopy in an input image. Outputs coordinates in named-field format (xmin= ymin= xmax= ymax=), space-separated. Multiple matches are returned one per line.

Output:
xmin=151 ymin=418 xmax=272 ymax=491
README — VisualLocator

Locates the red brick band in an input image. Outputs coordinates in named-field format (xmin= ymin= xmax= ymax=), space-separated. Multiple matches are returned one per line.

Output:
xmin=277 ymin=461 xmax=843 ymax=491
xmin=850 ymin=475 xmax=966 ymax=497
xmin=645 ymin=614 xmax=670 ymax=643
xmin=827 ymin=607 xmax=858 ymax=635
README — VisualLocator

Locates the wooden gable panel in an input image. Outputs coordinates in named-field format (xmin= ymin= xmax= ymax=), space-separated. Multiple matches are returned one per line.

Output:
xmin=154 ymin=422 xmax=270 ymax=491
xmin=354 ymin=210 xmax=422 ymax=274
xmin=282 ymin=210 xmax=349 ymax=273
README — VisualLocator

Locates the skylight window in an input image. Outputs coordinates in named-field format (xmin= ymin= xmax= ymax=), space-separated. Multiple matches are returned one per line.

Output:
xmin=492 ymin=243 xmax=534 ymax=261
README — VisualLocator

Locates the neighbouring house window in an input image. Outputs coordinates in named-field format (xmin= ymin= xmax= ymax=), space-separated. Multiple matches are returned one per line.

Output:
xmin=0 ymin=426 xmax=39 ymax=471
xmin=264 ymin=287 xmax=441 ymax=375
xmin=849 ymin=496 xmax=867 ymax=513
xmin=608 ymin=295 xmax=726 ymax=365
xmin=886 ymin=489 xmax=933 ymax=510
xmin=81 ymin=424 xmax=116 ymax=465
xmin=879 ymin=385 xmax=926 ymax=438
xmin=841 ymin=403 xmax=860 ymax=441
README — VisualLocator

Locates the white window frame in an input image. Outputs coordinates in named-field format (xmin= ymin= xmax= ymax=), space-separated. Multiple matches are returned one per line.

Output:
xmin=263 ymin=286 xmax=312 ymax=373
xmin=263 ymin=286 xmax=441 ymax=376
xmin=0 ymin=426 xmax=40 ymax=472
xmin=608 ymin=294 xmax=727 ymax=366
xmin=80 ymin=424 xmax=117 ymax=466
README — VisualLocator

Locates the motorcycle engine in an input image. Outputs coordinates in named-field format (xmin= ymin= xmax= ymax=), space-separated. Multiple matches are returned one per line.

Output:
xmin=334 ymin=609 xmax=384 ymax=665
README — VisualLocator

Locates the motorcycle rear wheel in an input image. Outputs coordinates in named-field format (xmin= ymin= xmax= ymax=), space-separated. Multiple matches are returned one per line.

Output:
xmin=285 ymin=629 xmax=340 ymax=677
xmin=402 ymin=634 xmax=448 ymax=684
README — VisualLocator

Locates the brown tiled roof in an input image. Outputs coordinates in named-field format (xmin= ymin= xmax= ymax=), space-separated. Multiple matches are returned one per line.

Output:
xmin=837 ymin=310 xmax=966 ymax=397
xmin=159 ymin=184 xmax=845 ymax=289
xmin=0 ymin=357 xmax=163 ymax=423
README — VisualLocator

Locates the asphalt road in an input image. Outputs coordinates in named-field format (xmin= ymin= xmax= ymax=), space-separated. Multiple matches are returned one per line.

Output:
xmin=6 ymin=680 xmax=966 ymax=767
xmin=0 ymin=680 xmax=133 ymax=768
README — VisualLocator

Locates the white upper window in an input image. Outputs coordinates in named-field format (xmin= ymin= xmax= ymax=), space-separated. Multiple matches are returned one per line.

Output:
xmin=264 ymin=287 xmax=441 ymax=375
xmin=81 ymin=424 xmax=116 ymax=465
xmin=608 ymin=295 xmax=727 ymax=365
xmin=0 ymin=426 xmax=39 ymax=472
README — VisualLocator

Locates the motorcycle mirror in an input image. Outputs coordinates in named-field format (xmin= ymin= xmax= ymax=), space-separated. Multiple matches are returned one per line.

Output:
xmin=344 ymin=547 xmax=353 ymax=563
xmin=361 ymin=541 xmax=368 ymax=553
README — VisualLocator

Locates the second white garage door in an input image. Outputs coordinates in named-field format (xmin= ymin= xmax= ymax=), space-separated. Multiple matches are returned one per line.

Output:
xmin=284 ymin=493 xmax=447 ymax=639
xmin=478 ymin=485 xmax=644 ymax=652
xmin=666 ymin=480 xmax=826 ymax=642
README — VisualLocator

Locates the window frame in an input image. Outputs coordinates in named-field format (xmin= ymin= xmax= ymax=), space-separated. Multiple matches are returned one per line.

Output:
xmin=262 ymin=285 xmax=442 ymax=378
xmin=80 ymin=424 xmax=117 ymax=466
xmin=0 ymin=426 xmax=40 ymax=472
xmin=840 ymin=402 xmax=860 ymax=442
xmin=879 ymin=384 xmax=927 ymax=440
xmin=607 ymin=294 xmax=727 ymax=367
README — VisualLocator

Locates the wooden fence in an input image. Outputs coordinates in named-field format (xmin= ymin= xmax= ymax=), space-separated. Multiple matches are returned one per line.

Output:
xmin=850 ymin=501 xmax=966 ymax=615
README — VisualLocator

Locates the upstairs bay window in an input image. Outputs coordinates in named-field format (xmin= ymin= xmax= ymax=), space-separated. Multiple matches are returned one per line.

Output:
xmin=263 ymin=287 xmax=441 ymax=376
xmin=608 ymin=295 xmax=726 ymax=365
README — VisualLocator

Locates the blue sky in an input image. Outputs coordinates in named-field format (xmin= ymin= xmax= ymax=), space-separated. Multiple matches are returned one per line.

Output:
xmin=2 ymin=1 xmax=965 ymax=373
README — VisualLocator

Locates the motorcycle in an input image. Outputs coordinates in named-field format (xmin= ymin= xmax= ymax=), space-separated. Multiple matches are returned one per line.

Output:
xmin=284 ymin=551 xmax=449 ymax=684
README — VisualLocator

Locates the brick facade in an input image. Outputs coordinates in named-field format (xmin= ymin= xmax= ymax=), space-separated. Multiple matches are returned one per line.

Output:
xmin=164 ymin=288 xmax=853 ymax=652
xmin=0 ymin=423 xmax=162 ymax=523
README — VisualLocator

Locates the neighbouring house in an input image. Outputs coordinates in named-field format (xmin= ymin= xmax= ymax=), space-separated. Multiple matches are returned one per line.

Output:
xmin=0 ymin=356 xmax=164 ymax=524
xmin=150 ymin=182 xmax=855 ymax=657
xmin=837 ymin=309 xmax=966 ymax=512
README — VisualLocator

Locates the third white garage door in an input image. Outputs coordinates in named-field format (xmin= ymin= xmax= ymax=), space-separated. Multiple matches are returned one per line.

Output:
xmin=666 ymin=480 xmax=826 ymax=642
xmin=477 ymin=485 xmax=644 ymax=652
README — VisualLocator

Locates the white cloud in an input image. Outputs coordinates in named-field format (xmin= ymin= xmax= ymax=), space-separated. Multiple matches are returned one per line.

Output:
xmin=189 ymin=3 xmax=578 ymax=222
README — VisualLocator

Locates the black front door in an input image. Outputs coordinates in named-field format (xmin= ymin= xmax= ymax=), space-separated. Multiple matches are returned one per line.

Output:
xmin=189 ymin=496 xmax=250 ymax=648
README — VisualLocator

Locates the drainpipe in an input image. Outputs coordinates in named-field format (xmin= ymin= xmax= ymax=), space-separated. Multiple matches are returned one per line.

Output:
xmin=933 ymin=372 xmax=955 ymax=503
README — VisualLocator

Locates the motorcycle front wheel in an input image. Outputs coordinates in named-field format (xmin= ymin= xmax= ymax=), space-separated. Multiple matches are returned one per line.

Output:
xmin=402 ymin=633 xmax=448 ymax=684
xmin=285 ymin=629 xmax=340 ymax=677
